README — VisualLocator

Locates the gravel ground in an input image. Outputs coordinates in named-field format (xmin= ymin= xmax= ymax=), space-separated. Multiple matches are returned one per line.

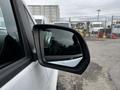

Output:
xmin=57 ymin=39 xmax=120 ymax=90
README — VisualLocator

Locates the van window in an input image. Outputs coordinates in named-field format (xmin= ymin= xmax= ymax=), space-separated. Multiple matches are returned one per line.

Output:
xmin=35 ymin=19 xmax=43 ymax=24
xmin=92 ymin=24 xmax=103 ymax=27
xmin=54 ymin=23 xmax=70 ymax=27
xmin=114 ymin=25 xmax=120 ymax=28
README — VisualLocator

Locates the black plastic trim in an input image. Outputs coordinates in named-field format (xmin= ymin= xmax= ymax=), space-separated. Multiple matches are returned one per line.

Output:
xmin=45 ymin=54 xmax=83 ymax=61
xmin=10 ymin=0 xmax=32 ymax=56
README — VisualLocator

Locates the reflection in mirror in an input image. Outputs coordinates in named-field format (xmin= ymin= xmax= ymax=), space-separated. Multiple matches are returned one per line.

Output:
xmin=49 ymin=57 xmax=83 ymax=67
xmin=40 ymin=28 xmax=83 ymax=67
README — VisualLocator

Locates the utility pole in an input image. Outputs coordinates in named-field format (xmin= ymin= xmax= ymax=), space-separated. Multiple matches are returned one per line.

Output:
xmin=97 ymin=9 xmax=101 ymax=38
xmin=104 ymin=17 xmax=107 ymax=38
xmin=69 ymin=17 xmax=72 ymax=28
xmin=111 ymin=16 xmax=114 ymax=38
xmin=97 ymin=9 xmax=101 ymax=21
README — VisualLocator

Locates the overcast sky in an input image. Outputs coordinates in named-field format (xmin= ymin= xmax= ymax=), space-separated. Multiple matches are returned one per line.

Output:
xmin=25 ymin=0 xmax=120 ymax=17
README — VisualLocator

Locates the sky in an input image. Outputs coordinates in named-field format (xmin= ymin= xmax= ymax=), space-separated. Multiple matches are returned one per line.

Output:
xmin=24 ymin=0 xmax=120 ymax=17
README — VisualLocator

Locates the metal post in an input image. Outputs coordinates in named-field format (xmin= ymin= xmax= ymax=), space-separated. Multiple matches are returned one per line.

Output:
xmin=69 ymin=17 xmax=71 ymax=22
xmin=97 ymin=9 xmax=101 ymax=21
xmin=111 ymin=16 xmax=113 ymax=38
xmin=97 ymin=9 xmax=101 ymax=38
xmin=104 ymin=17 xmax=107 ymax=38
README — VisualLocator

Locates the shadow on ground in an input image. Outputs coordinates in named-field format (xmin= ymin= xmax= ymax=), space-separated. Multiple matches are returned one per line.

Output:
xmin=57 ymin=62 xmax=102 ymax=90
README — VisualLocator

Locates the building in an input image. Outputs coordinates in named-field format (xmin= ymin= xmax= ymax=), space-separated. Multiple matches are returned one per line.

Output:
xmin=28 ymin=3 xmax=60 ymax=22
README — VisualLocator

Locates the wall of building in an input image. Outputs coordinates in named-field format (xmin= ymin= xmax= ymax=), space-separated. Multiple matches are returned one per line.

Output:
xmin=28 ymin=5 xmax=60 ymax=22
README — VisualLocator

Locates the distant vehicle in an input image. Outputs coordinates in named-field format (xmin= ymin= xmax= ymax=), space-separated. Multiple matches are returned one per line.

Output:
xmin=33 ymin=15 xmax=49 ymax=24
xmin=112 ymin=24 xmax=120 ymax=35
xmin=54 ymin=22 xmax=72 ymax=28
xmin=90 ymin=22 xmax=104 ymax=34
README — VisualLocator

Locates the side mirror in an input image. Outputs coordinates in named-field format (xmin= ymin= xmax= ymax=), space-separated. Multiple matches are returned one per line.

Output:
xmin=33 ymin=24 xmax=90 ymax=75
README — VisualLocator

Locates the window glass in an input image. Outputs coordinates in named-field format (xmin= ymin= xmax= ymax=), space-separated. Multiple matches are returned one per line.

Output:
xmin=35 ymin=19 xmax=42 ymax=24
xmin=114 ymin=25 xmax=120 ymax=28
xmin=92 ymin=24 xmax=103 ymax=27
xmin=0 ymin=5 xmax=24 ymax=68
xmin=54 ymin=23 xmax=70 ymax=27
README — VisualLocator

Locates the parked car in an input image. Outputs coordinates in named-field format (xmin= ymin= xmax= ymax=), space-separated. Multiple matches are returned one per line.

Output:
xmin=0 ymin=0 xmax=90 ymax=90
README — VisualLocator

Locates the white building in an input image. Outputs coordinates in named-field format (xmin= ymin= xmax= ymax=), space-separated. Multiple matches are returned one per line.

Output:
xmin=27 ymin=0 xmax=60 ymax=22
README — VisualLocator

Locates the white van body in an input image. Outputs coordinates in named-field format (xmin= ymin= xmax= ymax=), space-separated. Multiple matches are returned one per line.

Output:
xmin=90 ymin=22 xmax=104 ymax=33
xmin=33 ymin=15 xmax=49 ymax=24
xmin=0 ymin=0 xmax=58 ymax=90
xmin=0 ymin=0 xmax=89 ymax=90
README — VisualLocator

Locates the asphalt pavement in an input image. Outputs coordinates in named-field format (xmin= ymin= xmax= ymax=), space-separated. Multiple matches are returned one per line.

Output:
xmin=57 ymin=39 xmax=120 ymax=90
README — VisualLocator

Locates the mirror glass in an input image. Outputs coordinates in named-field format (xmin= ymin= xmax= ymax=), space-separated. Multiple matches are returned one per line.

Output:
xmin=40 ymin=28 xmax=83 ymax=67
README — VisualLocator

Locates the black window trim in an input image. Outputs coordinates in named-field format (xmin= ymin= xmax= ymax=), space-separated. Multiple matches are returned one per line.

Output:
xmin=10 ymin=0 xmax=32 ymax=56
xmin=11 ymin=0 xmax=36 ymax=56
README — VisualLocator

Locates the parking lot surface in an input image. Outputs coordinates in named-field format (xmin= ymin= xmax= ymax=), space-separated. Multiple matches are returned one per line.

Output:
xmin=57 ymin=39 xmax=120 ymax=90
